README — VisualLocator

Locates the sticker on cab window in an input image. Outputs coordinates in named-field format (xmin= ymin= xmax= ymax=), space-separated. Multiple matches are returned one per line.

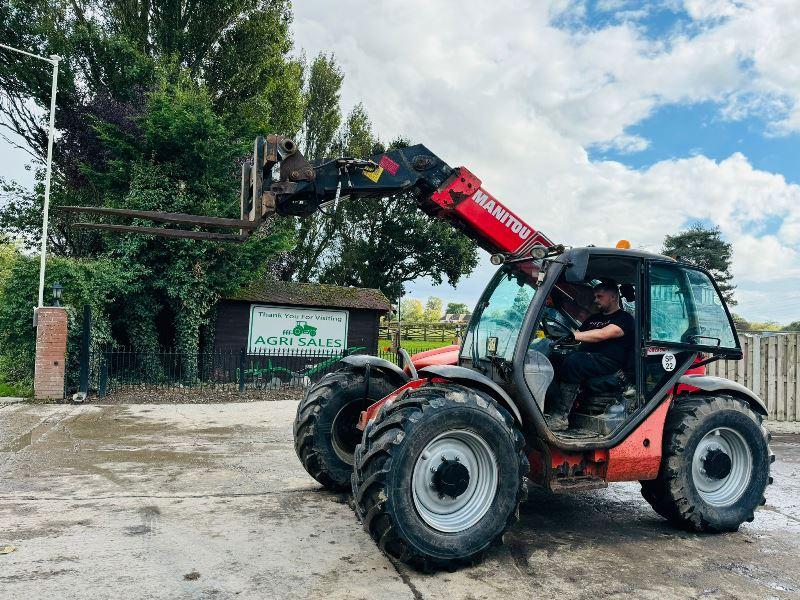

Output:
xmin=662 ymin=352 xmax=676 ymax=372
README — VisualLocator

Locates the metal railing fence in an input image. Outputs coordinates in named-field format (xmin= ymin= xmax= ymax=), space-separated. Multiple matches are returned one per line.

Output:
xmin=80 ymin=346 xmax=401 ymax=398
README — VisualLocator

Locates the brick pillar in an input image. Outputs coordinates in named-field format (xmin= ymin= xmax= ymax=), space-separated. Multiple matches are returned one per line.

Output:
xmin=34 ymin=307 xmax=68 ymax=401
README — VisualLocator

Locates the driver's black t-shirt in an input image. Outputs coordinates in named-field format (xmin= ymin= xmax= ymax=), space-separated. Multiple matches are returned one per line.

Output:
xmin=578 ymin=309 xmax=635 ymax=368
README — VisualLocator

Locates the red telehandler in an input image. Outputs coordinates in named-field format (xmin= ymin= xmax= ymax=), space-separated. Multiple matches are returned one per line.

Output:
xmin=64 ymin=135 xmax=773 ymax=571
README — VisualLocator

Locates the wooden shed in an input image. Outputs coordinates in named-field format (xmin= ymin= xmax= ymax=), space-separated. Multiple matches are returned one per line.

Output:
xmin=213 ymin=281 xmax=391 ymax=354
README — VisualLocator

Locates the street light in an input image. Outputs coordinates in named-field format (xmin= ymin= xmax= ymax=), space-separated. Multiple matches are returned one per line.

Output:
xmin=52 ymin=282 xmax=62 ymax=307
xmin=0 ymin=43 xmax=61 ymax=322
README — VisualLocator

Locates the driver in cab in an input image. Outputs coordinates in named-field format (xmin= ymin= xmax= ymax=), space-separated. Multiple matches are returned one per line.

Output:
xmin=545 ymin=280 xmax=634 ymax=431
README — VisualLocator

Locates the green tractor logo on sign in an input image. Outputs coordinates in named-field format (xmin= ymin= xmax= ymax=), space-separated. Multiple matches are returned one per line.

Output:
xmin=290 ymin=320 xmax=317 ymax=337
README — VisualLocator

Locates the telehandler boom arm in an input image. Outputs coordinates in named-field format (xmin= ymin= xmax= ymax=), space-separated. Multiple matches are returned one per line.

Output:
xmin=63 ymin=135 xmax=552 ymax=260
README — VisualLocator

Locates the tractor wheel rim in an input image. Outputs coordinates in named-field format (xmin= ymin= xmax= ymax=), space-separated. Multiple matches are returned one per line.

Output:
xmin=411 ymin=430 xmax=498 ymax=533
xmin=691 ymin=426 xmax=753 ymax=507
xmin=331 ymin=401 xmax=363 ymax=466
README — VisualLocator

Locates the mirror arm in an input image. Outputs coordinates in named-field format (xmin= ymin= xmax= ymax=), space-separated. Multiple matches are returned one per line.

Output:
xmin=692 ymin=355 xmax=721 ymax=369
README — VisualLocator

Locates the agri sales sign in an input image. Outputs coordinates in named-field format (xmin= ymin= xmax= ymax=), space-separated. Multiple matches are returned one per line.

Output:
xmin=247 ymin=305 xmax=349 ymax=354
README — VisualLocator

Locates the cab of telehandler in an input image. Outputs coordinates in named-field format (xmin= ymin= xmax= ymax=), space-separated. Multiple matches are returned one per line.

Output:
xmin=459 ymin=246 xmax=743 ymax=441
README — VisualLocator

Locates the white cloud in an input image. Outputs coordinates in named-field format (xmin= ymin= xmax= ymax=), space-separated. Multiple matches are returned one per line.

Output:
xmin=730 ymin=234 xmax=800 ymax=282
xmin=592 ymin=133 xmax=650 ymax=153
xmin=534 ymin=152 xmax=800 ymax=273
xmin=686 ymin=0 xmax=800 ymax=134
xmin=779 ymin=215 xmax=800 ymax=246
xmin=292 ymin=0 xmax=800 ymax=321
xmin=683 ymin=0 xmax=744 ymax=21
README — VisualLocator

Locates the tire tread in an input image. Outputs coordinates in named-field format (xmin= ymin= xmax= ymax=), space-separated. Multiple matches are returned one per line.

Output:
xmin=293 ymin=367 xmax=395 ymax=490
xmin=352 ymin=383 xmax=528 ymax=571
xmin=640 ymin=393 xmax=772 ymax=532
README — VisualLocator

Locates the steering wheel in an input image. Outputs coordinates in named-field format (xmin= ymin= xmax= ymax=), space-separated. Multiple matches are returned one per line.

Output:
xmin=542 ymin=316 xmax=578 ymax=350
xmin=542 ymin=316 xmax=570 ymax=338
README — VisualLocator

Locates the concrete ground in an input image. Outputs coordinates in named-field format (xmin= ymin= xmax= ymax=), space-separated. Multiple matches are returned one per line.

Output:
xmin=1 ymin=401 xmax=798 ymax=600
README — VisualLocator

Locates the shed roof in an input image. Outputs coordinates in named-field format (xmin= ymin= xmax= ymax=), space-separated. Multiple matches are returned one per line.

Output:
xmin=227 ymin=280 xmax=392 ymax=311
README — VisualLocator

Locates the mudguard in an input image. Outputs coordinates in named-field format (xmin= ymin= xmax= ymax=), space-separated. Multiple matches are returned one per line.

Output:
xmin=678 ymin=374 xmax=768 ymax=416
xmin=340 ymin=355 xmax=410 ymax=387
xmin=418 ymin=364 xmax=523 ymax=424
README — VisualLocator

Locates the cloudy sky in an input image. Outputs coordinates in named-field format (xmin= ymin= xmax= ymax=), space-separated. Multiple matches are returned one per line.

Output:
xmin=292 ymin=0 xmax=800 ymax=322
xmin=2 ymin=1 xmax=799 ymax=322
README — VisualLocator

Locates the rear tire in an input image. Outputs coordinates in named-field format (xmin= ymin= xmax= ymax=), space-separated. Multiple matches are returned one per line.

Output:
xmin=352 ymin=383 xmax=528 ymax=571
xmin=640 ymin=394 xmax=773 ymax=532
xmin=294 ymin=367 xmax=396 ymax=491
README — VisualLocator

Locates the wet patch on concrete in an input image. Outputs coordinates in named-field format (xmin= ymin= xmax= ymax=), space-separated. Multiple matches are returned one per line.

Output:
xmin=123 ymin=524 xmax=152 ymax=536
xmin=1 ymin=517 xmax=93 ymax=541
xmin=0 ymin=568 xmax=79 ymax=583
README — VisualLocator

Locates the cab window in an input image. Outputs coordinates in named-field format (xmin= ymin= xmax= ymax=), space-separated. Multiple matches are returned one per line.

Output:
xmin=461 ymin=265 xmax=538 ymax=362
xmin=648 ymin=263 xmax=738 ymax=350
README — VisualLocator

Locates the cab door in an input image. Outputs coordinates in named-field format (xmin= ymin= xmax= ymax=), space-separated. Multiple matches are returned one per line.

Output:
xmin=643 ymin=260 xmax=741 ymax=399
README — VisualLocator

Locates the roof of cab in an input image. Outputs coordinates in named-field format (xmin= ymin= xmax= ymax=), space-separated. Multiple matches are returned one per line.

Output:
xmin=564 ymin=246 xmax=676 ymax=262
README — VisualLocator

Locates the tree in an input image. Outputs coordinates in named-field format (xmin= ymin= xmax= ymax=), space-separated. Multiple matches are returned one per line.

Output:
xmin=96 ymin=77 xmax=294 ymax=361
xmin=0 ymin=0 xmax=302 ymax=253
xmin=330 ymin=102 xmax=379 ymax=158
xmin=446 ymin=302 xmax=469 ymax=315
xmin=281 ymin=91 xmax=356 ymax=283
xmin=0 ymin=0 xmax=301 ymax=362
xmin=747 ymin=320 xmax=780 ymax=332
xmin=0 ymin=250 xmax=134 ymax=387
xmin=730 ymin=313 xmax=750 ymax=331
xmin=284 ymin=104 xmax=479 ymax=297
xmin=662 ymin=223 xmax=736 ymax=305
xmin=321 ymin=187 xmax=478 ymax=298
xmin=400 ymin=298 xmax=423 ymax=322
xmin=0 ymin=238 xmax=15 ymax=281
xmin=782 ymin=321 xmax=800 ymax=332
xmin=423 ymin=297 xmax=443 ymax=322
xmin=0 ymin=1 xmax=300 ymax=159
xmin=300 ymin=53 xmax=343 ymax=161
xmin=316 ymin=135 xmax=478 ymax=298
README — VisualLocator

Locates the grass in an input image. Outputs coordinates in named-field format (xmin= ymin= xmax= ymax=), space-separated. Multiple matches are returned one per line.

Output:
xmin=377 ymin=339 xmax=459 ymax=354
xmin=0 ymin=380 xmax=32 ymax=397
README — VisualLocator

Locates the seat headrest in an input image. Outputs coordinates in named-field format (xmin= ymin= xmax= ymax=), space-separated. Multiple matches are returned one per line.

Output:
xmin=619 ymin=283 xmax=636 ymax=302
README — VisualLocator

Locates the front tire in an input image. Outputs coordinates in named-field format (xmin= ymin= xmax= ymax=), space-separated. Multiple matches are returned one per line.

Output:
xmin=294 ymin=367 xmax=396 ymax=491
xmin=641 ymin=394 xmax=773 ymax=532
xmin=352 ymin=384 xmax=528 ymax=571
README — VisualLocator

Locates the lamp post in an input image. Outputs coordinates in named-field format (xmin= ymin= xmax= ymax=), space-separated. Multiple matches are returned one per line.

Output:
xmin=52 ymin=282 xmax=63 ymax=307
xmin=395 ymin=293 xmax=403 ymax=355
xmin=0 ymin=44 xmax=61 ymax=321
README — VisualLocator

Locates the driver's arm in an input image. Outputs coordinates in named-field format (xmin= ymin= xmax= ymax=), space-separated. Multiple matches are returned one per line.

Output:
xmin=574 ymin=324 xmax=624 ymax=343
